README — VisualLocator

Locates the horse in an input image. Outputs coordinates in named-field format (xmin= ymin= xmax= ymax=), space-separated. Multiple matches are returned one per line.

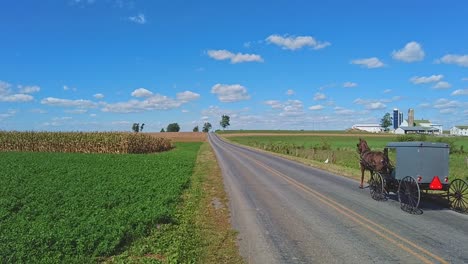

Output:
xmin=357 ymin=138 xmax=392 ymax=189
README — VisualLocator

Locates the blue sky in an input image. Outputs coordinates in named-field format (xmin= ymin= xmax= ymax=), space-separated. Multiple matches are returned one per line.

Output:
xmin=1 ymin=0 xmax=467 ymax=132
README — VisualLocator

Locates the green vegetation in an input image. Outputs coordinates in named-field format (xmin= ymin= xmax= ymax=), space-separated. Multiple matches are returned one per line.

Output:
xmin=0 ymin=131 xmax=172 ymax=154
xmin=166 ymin=123 xmax=181 ymax=132
xmin=202 ymin=122 xmax=212 ymax=133
xmin=217 ymin=130 xmax=365 ymax=134
xmin=110 ymin=143 xmax=243 ymax=263
xmin=220 ymin=115 xmax=230 ymax=130
xmin=227 ymin=134 xmax=468 ymax=181
xmin=0 ymin=142 xmax=201 ymax=262
xmin=380 ymin=112 xmax=392 ymax=131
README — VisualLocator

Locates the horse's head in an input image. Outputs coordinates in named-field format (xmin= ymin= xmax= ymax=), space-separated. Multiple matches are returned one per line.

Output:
xmin=356 ymin=138 xmax=369 ymax=154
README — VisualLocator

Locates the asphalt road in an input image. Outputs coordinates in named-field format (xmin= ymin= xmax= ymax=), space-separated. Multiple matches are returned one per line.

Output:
xmin=209 ymin=133 xmax=468 ymax=264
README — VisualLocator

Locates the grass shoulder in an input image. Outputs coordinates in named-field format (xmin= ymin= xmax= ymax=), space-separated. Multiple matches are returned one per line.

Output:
xmin=109 ymin=142 xmax=244 ymax=263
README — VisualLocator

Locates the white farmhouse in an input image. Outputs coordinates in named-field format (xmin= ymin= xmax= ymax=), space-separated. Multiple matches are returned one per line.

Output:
xmin=450 ymin=125 xmax=468 ymax=136
xmin=351 ymin=124 xmax=383 ymax=133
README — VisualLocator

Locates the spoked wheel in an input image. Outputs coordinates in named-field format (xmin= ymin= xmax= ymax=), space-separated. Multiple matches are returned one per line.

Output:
xmin=398 ymin=176 xmax=420 ymax=213
xmin=369 ymin=172 xmax=385 ymax=200
xmin=449 ymin=179 xmax=468 ymax=213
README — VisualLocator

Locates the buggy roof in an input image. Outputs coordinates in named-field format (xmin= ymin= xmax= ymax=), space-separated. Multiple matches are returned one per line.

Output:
xmin=386 ymin=141 xmax=449 ymax=148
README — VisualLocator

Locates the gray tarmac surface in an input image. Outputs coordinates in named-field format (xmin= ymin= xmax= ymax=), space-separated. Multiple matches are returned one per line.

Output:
xmin=209 ymin=133 xmax=468 ymax=264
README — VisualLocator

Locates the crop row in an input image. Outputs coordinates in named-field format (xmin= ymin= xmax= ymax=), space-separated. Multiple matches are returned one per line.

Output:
xmin=0 ymin=142 xmax=202 ymax=262
xmin=0 ymin=131 xmax=172 ymax=154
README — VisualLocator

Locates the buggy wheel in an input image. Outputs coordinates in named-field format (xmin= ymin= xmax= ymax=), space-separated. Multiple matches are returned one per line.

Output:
xmin=369 ymin=172 xmax=385 ymax=200
xmin=398 ymin=176 xmax=420 ymax=213
xmin=449 ymin=179 xmax=468 ymax=213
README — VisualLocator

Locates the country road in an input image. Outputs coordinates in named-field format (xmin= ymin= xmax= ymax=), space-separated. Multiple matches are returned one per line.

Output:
xmin=208 ymin=133 xmax=468 ymax=264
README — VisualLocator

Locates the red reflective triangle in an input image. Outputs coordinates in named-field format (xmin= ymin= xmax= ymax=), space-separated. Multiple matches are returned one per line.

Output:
xmin=429 ymin=176 xmax=443 ymax=190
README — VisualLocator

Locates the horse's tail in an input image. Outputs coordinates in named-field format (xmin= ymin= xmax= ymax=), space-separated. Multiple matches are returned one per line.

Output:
xmin=382 ymin=148 xmax=393 ymax=173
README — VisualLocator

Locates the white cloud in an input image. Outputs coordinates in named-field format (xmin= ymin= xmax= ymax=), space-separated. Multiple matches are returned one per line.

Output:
xmin=64 ymin=109 xmax=88 ymax=114
xmin=343 ymin=82 xmax=358 ymax=88
xmin=207 ymin=49 xmax=263 ymax=64
xmin=350 ymin=57 xmax=385 ymax=68
xmin=440 ymin=108 xmax=456 ymax=114
xmin=434 ymin=98 xmax=463 ymax=109
xmin=410 ymin=75 xmax=444 ymax=84
xmin=334 ymin=106 xmax=356 ymax=115
xmin=451 ymin=89 xmax=468 ymax=96
xmin=392 ymin=41 xmax=425 ymax=62
xmin=264 ymin=100 xmax=283 ymax=109
xmin=131 ymin=88 xmax=153 ymax=97
xmin=128 ymin=13 xmax=146 ymax=24
xmin=353 ymin=98 xmax=387 ymax=110
xmin=211 ymin=84 xmax=251 ymax=102
xmin=266 ymin=34 xmax=330 ymax=50
xmin=367 ymin=102 xmax=386 ymax=110
xmin=0 ymin=109 xmax=16 ymax=121
xmin=31 ymin=108 xmax=47 ymax=114
xmin=102 ymin=95 xmax=181 ymax=113
xmin=313 ymin=92 xmax=326 ymax=101
xmin=18 ymin=85 xmax=40 ymax=94
xmin=286 ymin=89 xmax=295 ymax=95
xmin=433 ymin=81 xmax=451 ymax=89
xmin=280 ymin=100 xmax=304 ymax=116
xmin=63 ymin=85 xmax=77 ymax=92
xmin=102 ymin=89 xmax=201 ymax=113
xmin=462 ymin=77 xmax=468 ymax=81
xmin=41 ymin=97 xmax=97 ymax=108
xmin=176 ymin=91 xmax=200 ymax=102
xmin=383 ymin=89 xmax=392 ymax=94
xmin=90 ymin=113 xmax=97 ymax=117
xmin=265 ymin=99 xmax=305 ymax=116
xmin=309 ymin=105 xmax=324 ymax=110
xmin=0 ymin=81 xmax=35 ymax=102
xmin=0 ymin=94 xmax=34 ymax=102
xmin=0 ymin=81 xmax=12 ymax=94
xmin=437 ymin=54 xmax=468 ymax=67
xmin=93 ymin=93 xmax=104 ymax=99
xmin=112 ymin=121 xmax=131 ymax=125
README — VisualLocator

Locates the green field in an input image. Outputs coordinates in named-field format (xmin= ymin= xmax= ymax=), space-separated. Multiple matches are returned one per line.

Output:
xmin=0 ymin=142 xmax=201 ymax=263
xmin=226 ymin=134 xmax=468 ymax=181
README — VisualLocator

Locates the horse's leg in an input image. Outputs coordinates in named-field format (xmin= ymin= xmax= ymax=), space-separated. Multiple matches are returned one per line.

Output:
xmin=359 ymin=165 xmax=364 ymax=188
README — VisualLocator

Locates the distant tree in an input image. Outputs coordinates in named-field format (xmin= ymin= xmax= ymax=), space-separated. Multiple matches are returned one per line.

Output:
xmin=380 ymin=112 xmax=393 ymax=132
xmin=202 ymin=122 xmax=212 ymax=133
xmin=132 ymin=123 xmax=140 ymax=133
xmin=193 ymin=125 xmax=199 ymax=132
xmin=167 ymin=123 xmax=180 ymax=132
xmin=220 ymin=115 xmax=230 ymax=130
xmin=140 ymin=123 xmax=145 ymax=132
xmin=160 ymin=128 xmax=165 ymax=132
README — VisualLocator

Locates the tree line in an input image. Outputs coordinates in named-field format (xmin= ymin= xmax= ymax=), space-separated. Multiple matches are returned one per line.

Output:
xmin=131 ymin=114 xmax=230 ymax=133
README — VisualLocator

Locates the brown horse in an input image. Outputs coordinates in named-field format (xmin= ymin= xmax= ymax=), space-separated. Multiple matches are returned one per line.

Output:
xmin=357 ymin=138 xmax=391 ymax=189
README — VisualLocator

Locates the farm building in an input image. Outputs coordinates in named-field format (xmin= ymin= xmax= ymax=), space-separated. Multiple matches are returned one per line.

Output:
xmin=394 ymin=126 xmax=440 ymax=135
xmin=351 ymin=124 xmax=383 ymax=133
xmin=450 ymin=125 xmax=468 ymax=136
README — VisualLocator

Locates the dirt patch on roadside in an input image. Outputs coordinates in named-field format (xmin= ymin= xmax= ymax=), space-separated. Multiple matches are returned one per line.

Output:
xmin=147 ymin=132 xmax=207 ymax=142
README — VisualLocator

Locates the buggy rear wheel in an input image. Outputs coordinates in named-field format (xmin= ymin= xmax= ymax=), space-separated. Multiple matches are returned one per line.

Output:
xmin=449 ymin=179 xmax=468 ymax=213
xmin=369 ymin=172 xmax=385 ymax=200
xmin=398 ymin=176 xmax=420 ymax=213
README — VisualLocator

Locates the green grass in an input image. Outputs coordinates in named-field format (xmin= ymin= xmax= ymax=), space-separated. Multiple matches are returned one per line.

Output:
xmin=109 ymin=143 xmax=244 ymax=264
xmin=0 ymin=142 xmax=201 ymax=263
xmin=227 ymin=135 xmax=468 ymax=181
xmin=217 ymin=129 xmax=356 ymax=134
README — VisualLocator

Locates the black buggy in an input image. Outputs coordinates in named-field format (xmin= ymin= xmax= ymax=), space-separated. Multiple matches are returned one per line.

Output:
xmin=367 ymin=141 xmax=468 ymax=214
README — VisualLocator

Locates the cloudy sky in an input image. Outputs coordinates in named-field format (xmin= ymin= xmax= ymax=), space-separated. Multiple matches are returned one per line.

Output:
xmin=1 ymin=0 xmax=467 ymax=131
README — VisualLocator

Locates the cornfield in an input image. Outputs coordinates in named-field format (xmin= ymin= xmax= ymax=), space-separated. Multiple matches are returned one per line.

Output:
xmin=0 ymin=131 xmax=173 ymax=154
